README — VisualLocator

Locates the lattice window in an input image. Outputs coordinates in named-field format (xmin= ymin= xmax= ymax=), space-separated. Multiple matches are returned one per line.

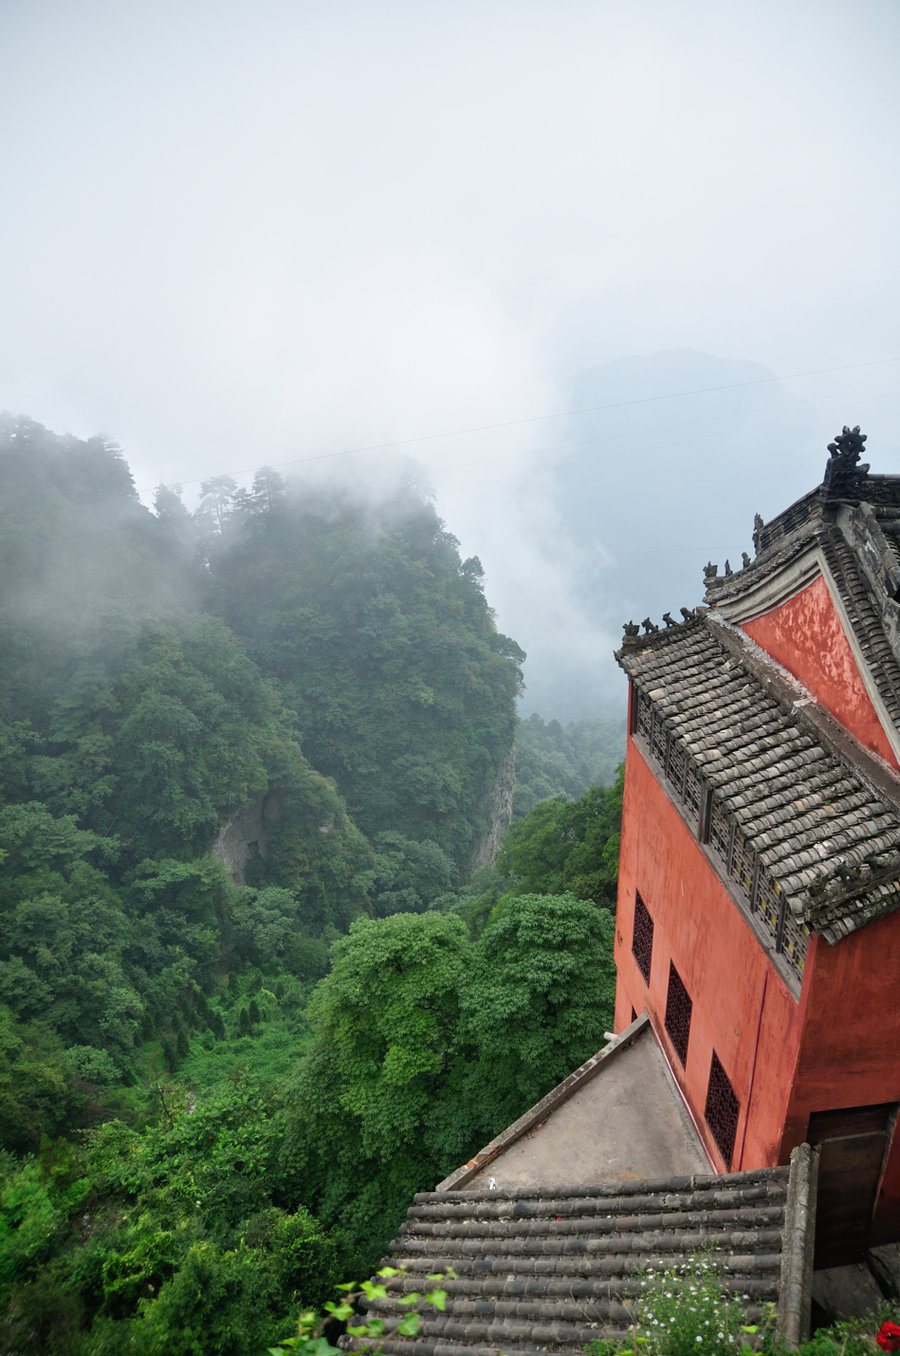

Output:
xmin=664 ymin=963 xmax=692 ymax=1067
xmin=667 ymin=740 xmax=687 ymax=797
xmin=630 ymin=691 xmax=806 ymax=992
xmin=756 ymin=875 xmax=781 ymax=947
xmin=632 ymin=892 xmax=654 ymax=983
xmin=708 ymin=797 xmax=734 ymax=868
xmin=731 ymin=828 xmax=755 ymax=895
xmin=651 ymin=712 xmax=669 ymax=769
xmin=705 ymin=1051 xmax=740 ymax=1168
xmin=780 ymin=908 xmax=810 ymax=982
xmin=636 ymin=690 xmax=653 ymax=739
xmin=683 ymin=757 xmax=704 ymax=820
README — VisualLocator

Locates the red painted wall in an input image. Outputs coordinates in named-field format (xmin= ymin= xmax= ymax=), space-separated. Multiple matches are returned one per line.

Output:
xmin=740 ymin=575 xmax=898 ymax=767
xmin=780 ymin=911 xmax=900 ymax=1241
xmin=615 ymin=738 xmax=803 ymax=1171
xmin=617 ymin=728 xmax=900 ymax=1236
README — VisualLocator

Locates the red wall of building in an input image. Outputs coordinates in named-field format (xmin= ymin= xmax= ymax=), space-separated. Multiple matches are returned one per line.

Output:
xmin=617 ymin=735 xmax=900 ymax=1235
xmin=615 ymin=740 xmax=803 ymax=1171
xmin=740 ymin=575 xmax=898 ymax=767
xmin=780 ymin=911 xmax=900 ymax=1241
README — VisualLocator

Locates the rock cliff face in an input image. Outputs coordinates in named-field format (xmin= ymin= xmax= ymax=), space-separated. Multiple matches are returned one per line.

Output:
xmin=212 ymin=793 xmax=281 ymax=883
xmin=470 ymin=740 xmax=515 ymax=872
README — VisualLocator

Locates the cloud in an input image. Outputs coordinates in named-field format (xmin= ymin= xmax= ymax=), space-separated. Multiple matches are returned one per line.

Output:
xmin=1 ymin=0 xmax=899 ymax=718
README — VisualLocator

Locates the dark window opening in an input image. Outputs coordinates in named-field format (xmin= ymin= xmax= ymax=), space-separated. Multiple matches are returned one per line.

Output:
xmin=664 ymin=963 xmax=692 ymax=1067
xmin=632 ymin=892 xmax=653 ymax=983
xmin=705 ymin=1051 xmax=740 ymax=1168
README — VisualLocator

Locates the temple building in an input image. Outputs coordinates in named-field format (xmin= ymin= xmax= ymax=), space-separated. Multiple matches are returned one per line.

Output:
xmin=344 ymin=429 xmax=900 ymax=1354
xmin=615 ymin=427 xmax=900 ymax=1265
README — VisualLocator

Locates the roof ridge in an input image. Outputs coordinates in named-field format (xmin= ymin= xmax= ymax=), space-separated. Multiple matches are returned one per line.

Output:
xmin=423 ymin=1164 xmax=788 ymax=1202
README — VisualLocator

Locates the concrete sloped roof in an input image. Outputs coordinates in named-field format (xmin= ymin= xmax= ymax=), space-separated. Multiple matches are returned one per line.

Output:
xmin=442 ymin=1018 xmax=709 ymax=1192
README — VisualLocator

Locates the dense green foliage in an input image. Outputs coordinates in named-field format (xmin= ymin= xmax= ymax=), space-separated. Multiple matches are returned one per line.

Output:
xmin=203 ymin=473 xmax=524 ymax=865
xmin=499 ymin=768 xmax=624 ymax=906
xmin=0 ymin=1076 xmax=338 ymax=1355
xmin=281 ymin=896 xmax=617 ymax=1273
xmin=0 ymin=415 xmax=624 ymax=1353
xmin=513 ymin=711 xmax=625 ymax=817
xmin=0 ymin=416 xmax=522 ymax=1123
xmin=1 ymin=892 xmax=617 ymax=1351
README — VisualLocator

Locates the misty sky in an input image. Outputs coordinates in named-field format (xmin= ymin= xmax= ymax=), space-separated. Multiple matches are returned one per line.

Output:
xmin=2 ymin=1 xmax=899 ymax=716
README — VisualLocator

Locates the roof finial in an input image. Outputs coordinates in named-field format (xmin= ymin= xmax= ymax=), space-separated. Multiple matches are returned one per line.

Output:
xmin=823 ymin=425 xmax=869 ymax=497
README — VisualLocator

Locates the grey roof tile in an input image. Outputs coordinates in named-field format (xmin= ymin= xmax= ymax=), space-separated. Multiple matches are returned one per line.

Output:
xmin=342 ymin=1165 xmax=800 ymax=1356
xmin=619 ymin=615 xmax=900 ymax=942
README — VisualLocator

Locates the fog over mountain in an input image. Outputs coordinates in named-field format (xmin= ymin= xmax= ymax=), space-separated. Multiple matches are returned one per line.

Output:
xmin=433 ymin=348 xmax=900 ymax=719
xmin=2 ymin=1 xmax=899 ymax=720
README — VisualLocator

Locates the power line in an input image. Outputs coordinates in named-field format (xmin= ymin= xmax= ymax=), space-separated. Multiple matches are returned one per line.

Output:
xmin=137 ymin=354 xmax=900 ymax=495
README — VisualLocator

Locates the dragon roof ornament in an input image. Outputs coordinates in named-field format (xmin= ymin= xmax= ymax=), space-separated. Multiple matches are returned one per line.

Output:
xmin=823 ymin=425 xmax=869 ymax=498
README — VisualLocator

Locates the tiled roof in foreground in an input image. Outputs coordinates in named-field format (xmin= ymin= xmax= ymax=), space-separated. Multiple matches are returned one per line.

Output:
xmin=341 ymin=1147 xmax=817 ymax=1354
xmin=617 ymin=612 xmax=900 ymax=944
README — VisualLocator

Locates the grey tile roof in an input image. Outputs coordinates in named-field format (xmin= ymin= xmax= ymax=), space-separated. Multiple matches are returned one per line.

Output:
xmin=818 ymin=521 xmax=900 ymax=734
xmin=617 ymin=613 xmax=900 ymax=944
xmin=341 ymin=1154 xmax=816 ymax=1355
xmin=706 ymin=463 xmax=900 ymax=745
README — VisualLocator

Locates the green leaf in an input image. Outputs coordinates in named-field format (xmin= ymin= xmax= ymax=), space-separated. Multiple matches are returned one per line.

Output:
xmin=323 ymin=1301 xmax=353 ymax=1321
xmin=360 ymin=1281 xmax=388 ymax=1301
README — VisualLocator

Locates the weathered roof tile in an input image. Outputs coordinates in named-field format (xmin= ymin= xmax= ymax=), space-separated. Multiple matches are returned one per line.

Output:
xmin=618 ymin=614 xmax=900 ymax=943
xmin=342 ymin=1154 xmax=816 ymax=1356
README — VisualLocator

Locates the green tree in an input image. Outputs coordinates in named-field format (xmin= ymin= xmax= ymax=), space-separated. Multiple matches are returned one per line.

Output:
xmin=0 ymin=1007 xmax=83 ymax=1150
xmin=281 ymin=897 xmax=619 ymax=1275
xmin=280 ymin=912 xmax=471 ymax=1272
xmin=513 ymin=713 xmax=625 ymax=817
xmin=497 ymin=768 xmax=623 ymax=906
xmin=457 ymin=892 xmax=617 ymax=1130
xmin=355 ymin=830 xmax=458 ymax=916
xmin=207 ymin=482 xmax=523 ymax=866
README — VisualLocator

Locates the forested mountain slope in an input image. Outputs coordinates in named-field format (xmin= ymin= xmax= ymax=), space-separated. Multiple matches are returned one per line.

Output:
xmin=0 ymin=416 xmax=619 ymax=1354
xmin=0 ymin=414 xmax=523 ymax=1086
xmin=201 ymin=472 xmax=523 ymax=864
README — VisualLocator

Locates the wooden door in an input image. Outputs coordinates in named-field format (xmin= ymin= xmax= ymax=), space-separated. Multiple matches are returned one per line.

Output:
xmin=807 ymin=1104 xmax=896 ymax=1267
